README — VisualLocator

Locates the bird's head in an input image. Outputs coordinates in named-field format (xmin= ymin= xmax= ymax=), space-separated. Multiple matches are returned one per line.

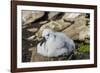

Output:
xmin=42 ymin=28 xmax=54 ymax=40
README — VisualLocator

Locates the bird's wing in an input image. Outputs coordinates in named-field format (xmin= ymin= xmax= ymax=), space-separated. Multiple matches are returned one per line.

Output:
xmin=55 ymin=32 xmax=75 ymax=50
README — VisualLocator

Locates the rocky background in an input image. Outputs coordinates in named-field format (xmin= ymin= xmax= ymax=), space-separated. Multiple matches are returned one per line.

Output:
xmin=22 ymin=10 xmax=90 ymax=62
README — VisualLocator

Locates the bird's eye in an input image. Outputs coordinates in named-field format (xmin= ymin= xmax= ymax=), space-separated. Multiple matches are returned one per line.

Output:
xmin=47 ymin=34 xmax=50 ymax=36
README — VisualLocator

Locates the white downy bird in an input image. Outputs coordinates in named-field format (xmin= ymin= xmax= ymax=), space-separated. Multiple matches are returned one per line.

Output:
xmin=37 ymin=29 xmax=75 ymax=57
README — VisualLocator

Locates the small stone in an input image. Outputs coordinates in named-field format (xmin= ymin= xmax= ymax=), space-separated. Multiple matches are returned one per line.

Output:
xmin=27 ymin=35 xmax=36 ymax=41
xmin=27 ymin=28 xmax=38 ymax=33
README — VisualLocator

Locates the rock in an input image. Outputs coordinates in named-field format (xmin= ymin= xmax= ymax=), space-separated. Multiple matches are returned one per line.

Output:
xmin=27 ymin=28 xmax=38 ymax=33
xmin=79 ymin=26 xmax=89 ymax=41
xmin=30 ymin=47 xmax=71 ymax=61
xmin=63 ymin=13 xmax=81 ymax=22
xmin=27 ymin=35 xmax=36 ymax=41
xmin=48 ymin=12 xmax=62 ymax=20
xmin=22 ymin=11 xmax=44 ymax=25
xmin=48 ymin=12 xmax=59 ymax=19
xmin=62 ymin=14 xmax=89 ymax=41
xmin=36 ymin=20 xmax=71 ymax=38
xmin=48 ymin=12 xmax=65 ymax=20
xmin=35 ymin=13 xmax=89 ymax=42
xmin=39 ymin=20 xmax=49 ymax=25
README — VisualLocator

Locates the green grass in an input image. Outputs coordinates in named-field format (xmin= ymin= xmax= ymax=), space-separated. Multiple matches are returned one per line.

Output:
xmin=78 ymin=43 xmax=90 ymax=53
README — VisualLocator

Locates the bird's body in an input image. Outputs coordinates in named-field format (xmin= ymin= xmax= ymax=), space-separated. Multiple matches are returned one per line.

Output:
xmin=37 ymin=29 xmax=75 ymax=57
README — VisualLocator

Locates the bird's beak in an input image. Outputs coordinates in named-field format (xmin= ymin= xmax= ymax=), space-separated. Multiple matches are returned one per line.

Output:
xmin=40 ymin=37 xmax=46 ymax=46
xmin=42 ymin=37 xmax=46 ymax=42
